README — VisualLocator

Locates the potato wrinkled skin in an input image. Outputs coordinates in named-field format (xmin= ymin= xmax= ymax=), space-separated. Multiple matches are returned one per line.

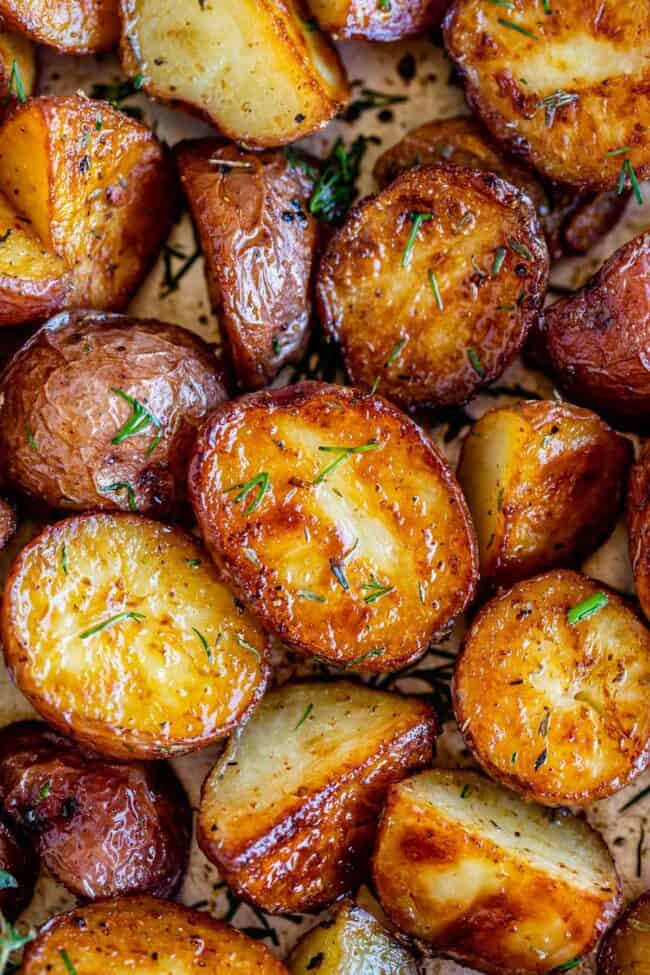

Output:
xmin=0 ymin=0 xmax=119 ymax=53
xmin=540 ymin=233 xmax=650 ymax=429
xmin=0 ymin=312 xmax=228 ymax=516
xmin=598 ymin=892 xmax=650 ymax=975
xmin=627 ymin=441 xmax=650 ymax=624
xmin=0 ymin=721 xmax=191 ymax=901
xmin=317 ymin=164 xmax=548 ymax=410
xmin=307 ymin=0 xmax=450 ymax=40
xmin=0 ymin=815 xmax=37 ymax=920
xmin=177 ymin=140 xmax=320 ymax=391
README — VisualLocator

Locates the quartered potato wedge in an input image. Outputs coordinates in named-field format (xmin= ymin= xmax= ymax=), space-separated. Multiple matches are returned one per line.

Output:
xmin=288 ymin=900 xmax=419 ymax=974
xmin=628 ymin=441 xmax=650 ymax=624
xmin=21 ymin=896 xmax=290 ymax=974
xmin=119 ymin=0 xmax=350 ymax=147
xmin=306 ymin=0 xmax=449 ymax=40
xmin=454 ymin=570 xmax=650 ymax=805
xmin=317 ymin=165 xmax=548 ymax=410
xmin=598 ymin=892 xmax=650 ymax=975
xmin=0 ymin=95 xmax=176 ymax=314
xmin=0 ymin=0 xmax=119 ymax=53
xmin=1 ymin=514 xmax=269 ymax=759
xmin=189 ymin=381 xmax=478 ymax=672
xmin=457 ymin=401 xmax=632 ymax=588
xmin=444 ymin=0 xmax=650 ymax=190
xmin=373 ymin=769 xmax=621 ymax=975
xmin=176 ymin=140 xmax=320 ymax=391
xmin=198 ymin=681 xmax=436 ymax=914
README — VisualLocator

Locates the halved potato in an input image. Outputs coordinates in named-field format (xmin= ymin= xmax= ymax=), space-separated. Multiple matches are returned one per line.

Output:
xmin=198 ymin=681 xmax=436 ymax=914
xmin=21 ymin=896 xmax=290 ymax=974
xmin=0 ymin=29 xmax=36 ymax=106
xmin=539 ymin=232 xmax=650 ymax=429
xmin=457 ymin=401 xmax=632 ymax=588
xmin=454 ymin=570 xmax=650 ymax=806
xmin=1 ymin=513 xmax=269 ymax=759
xmin=317 ymin=165 xmax=548 ymax=410
xmin=189 ymin=381 xmax=478 ymax=672
xmin=598 ymin=892 xmax=650 ymax=975
xmin=288 ymin=900 xmax=419 ymax=974
xmin=443 ymin=0 xmax=650 ymax=190
xmin=627 ymin=441 xmax=650 ymax=624
xmin=373 ymin=768 xmax=621 ymax=974
xmin=306 ymin=0 xmax=449 ymax=40
xmin=176 ymin=139 xmax=320 ymax=391
xmin=0 ymin=0 xmax=119 ymax=53
xmin=0 ymin=95 xmax=176 ymax=312
xmin=119 ymin=0 xmax=350 ymax=147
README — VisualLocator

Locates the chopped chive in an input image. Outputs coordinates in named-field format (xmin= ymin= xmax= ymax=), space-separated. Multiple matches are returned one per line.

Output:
xmin=548 ymin=959 xmax=583 ymax=974
xmin=37 ymin=781 xmax=51 ymax=802
xmin=534 ymin=748 xmax=548 ymax=770
xmin=621 ymin=784 xmax=650 ymax=812
xmin=402 ymin=212 xmax=434 ymax=268
xmin=417 ymin=580 xmax=425 ymax=604
xmin=460 ymin=784 xmax=471 ymax=798
xmin=567 ymin=592 xmax=608 ymax=625
xmin=298 ymin=589 xmax=327 ymax=603
xmin=492 ymin=246 xmax=507 ymax=275
xmin=5 ymin=59 xmax=25 ymax=104
xmin=294 ymin=703 xmax=313 ymax=731
xmin=236 ymin=634 xmax=260 ymax=660
xmin=224 ymin=471 xmax=270 ymax=515
xmin=192 ymin=626 xmax=211 ymax=662
xmin=314 ymin=440 xmax=381 ymax=484
xmin=508 ymin=237 xmax=533 ymax=261
xmin=61 ymin=543 xmax=68 ymax=576
xmin=103 ymin=481 xmax=138 ymax=512
xmin=111 ymin=388 xmax=161 ymax=450
xmin=362 ymin=573 xmax=395 ymax=604
xmin=428 ymin=269 xmax=444 ymax=310
xmin=79 ymin=610 xmax=145 ymax=639
xmin=0 ymin=871 xmax=16 ymax=891
xmin=497 ymin=17 xmax=538 ymax=38
xmin=467 ymin=348 xmax=485 ymax=377
xmin=59 ymin=948 xmax=78 ymax=975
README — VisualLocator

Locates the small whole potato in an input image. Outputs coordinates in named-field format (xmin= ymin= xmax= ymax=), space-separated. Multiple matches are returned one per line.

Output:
xmin=0 ymin=721 xmax=191 ymax=900
xmin=0 ymin=312 xmax=228 ymax=517
xmin=0 ymin=814 xmax=37 ymax=920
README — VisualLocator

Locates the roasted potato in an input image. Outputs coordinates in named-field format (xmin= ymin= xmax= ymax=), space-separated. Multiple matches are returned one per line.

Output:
xmin=189 ymin=381 xmax=478 ymax=672
xmin=538 ymin=232 xmax=650 ymax=429
xmin=316 ymin=165 xmax=548 ymax=410
xmin=598 ymin=892 xmax=650 ymax=975
xmin=0 ymin=720 xmax=191 ymax=899
xmin=198 ymin=681 xmax=436 ymax=914
xmin=0 ymin=815 xmax=37 ymax=920
xmin=0 ymin=311 xmax=228 ymax=517
xmin=0 ymin=0 xmax=119 ymax=52
xmin=629 ymin=441 xmax=650 ymax=624
xmin=176 ymin=140 xmax=320 ymax=391
xmin=0 ymin=498 xmax=14 ymax=551
xmin=119 ymin=0 xmax=350 ymax=148
xmin=454 ymin=570 xmax=650 ymax=806
xmin=372 ymin=769 xmax=621 ymax=975
xmin=443 ymin=0 xmax=650 ymax=191
xmin=0 ymin=95 xmax=176 ymax=314
xmin=21 ymin=895 xmax=290 ymax=974
xmin=0 ymin=29 xmax=36 ymax=107
xmin=306 ymin=0 xmax=449 ymax=40
xmin=457 ymin=401 xmax=632 ymax=588
xmin=1 ymin=513 xmax=270 ymax=759
xmin=288 ymin=900 xmax=419 ymax=974
xmin=542 ymin=184 xmax=629 ymax=263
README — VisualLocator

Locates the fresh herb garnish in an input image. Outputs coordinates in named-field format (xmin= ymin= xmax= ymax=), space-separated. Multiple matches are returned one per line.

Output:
xmin=346 ymin=647 xmax=385 ymax=668
xmin=548 ymin=959 xmax=583 ymax=974
xmin=534 ymin=748 xmax=548 ymax=769
xmin=111 ymin=388 xmax=161 ymax=453
xmin=0 ymin=911 xmax=35 ymax=972
xmin=284 ymin=147 xmax=319 ymax=181
xmin=616 ymin=157 xmax=644 ymax=205
xmin=186 ymin=559 xmax=201 ymax=568
xmin=309 ymin=136 xmax=371 ymax=225
xmin=37 ymin=781 xmax=51 ymax=803
xmin=461 ymin=784 xmax=471 ymax=798
xmin=294 ymin=703 xmax=313 ymax=731
xmin=314 ymin=440 xmax=381 ymax=484
xmin=160 ymin=240 xmax=202 ymax=297
xmin=362 ymin=573 xmax=395 ymax=604
xmin=497 ymin=17 xmax=538 ymax=38
xmin=330 ymin=561 xmax=350 ymax=591
xmin=621 ymin=784 xmax=650 ymax=812
xmin=192 ymin=627 xmax=211 ymax=662
xmin=61 ymin=544 xmax=68 ymax=576
xmin=59 ymin=948 xmax=77 ymax=975
xmin=467 ymin=348 xmax=485 ymax=377
xmin=297 ymin=589 xmax=327 ymax=603
xmin=24 ymin=423 xmax=37 ymax=452
xmin=428 ymin=269 xmax=444 ymax=310
xmin=537 ymin=91 xmax=579 ymax=127
xmin=483 ymin=0 xmax=515 ymax=6
xmin=418 ymin=581 xmax=425 ymax=604
xmin=224 ymin=472 xmax=270 ymax=515
xmin=567 ymin=592 xmax=608 ymax=625
xmin=103 ymin=481 xmax=138 ymax=512
xmin=79 ymin=611 xmax=145 ymax=640
xmin=90 ymin=75 xmax=145 ymax=119
xmin=402 ymin=212 xmax=434 ymax=268
xmin=5 ymin=59 xmax=25 ymax=105
xmin=236 ymin=634 xmax=260 ymax=660
xmin=508 ymin=238 xmax=533 ymax=261
xmin=492 ymin=246 xmax=507 ymax=275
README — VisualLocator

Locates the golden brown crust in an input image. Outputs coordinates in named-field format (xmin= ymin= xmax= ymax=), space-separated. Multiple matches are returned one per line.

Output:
xmin=598 ymin=892 xmax=650 ymax=975
xmin=307 ymin=0 xmax=450 ymax=40
xmin=317 ymin=164 xmax=548 ymax=410
xmin=0 ymin=0 xmax=119 ymax=53
xmin=627 ymin=440 xmax=650 ymax=623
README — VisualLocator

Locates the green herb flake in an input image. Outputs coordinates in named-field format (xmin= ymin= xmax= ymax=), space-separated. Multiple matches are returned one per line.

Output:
xmin=111 ymin=388 xmax=161 ymax=450
xmin=428 ymin=269 xmax=444 ymax=310
xmin=343 ymin=87 xmax=407 ymax=121
xmin=314 ymin=440 xmax=381 ymax=484
xmin=511 ymin=751 xmax=518 ymax=763
xmin=362 ymin=573 xmax=395 ymax=604
xmin=467 ymin=348 xmax=485 ymax=377
xmin=386 ymin=337 xmax=406 ymax=367
xmin=224 ymin=471 xmax=270 ymax=515
xmin=160 ymin=240 xmax=202 ymax=297
xmin=402 ymin=212 xmax=434 ymax=268
xmin=567 ymin=592 xmax=608 ymax=625
xmin=60 ymin=948 xmax=78 ymax=975
xmin=418 ymin=581 xmax=425 ymax=604
xmin=497 ymin=17 xmax=538 ymax=39
xmin=79 ymin=611 xmax=145 ymax=640
xmin=5 ymin=59 xmax=25 ymax=105
xmin=346 ymin=647 xmax=385 ymax=668
xmin=0 ymin=871 xmax=16 ymax=891
xmin=548 ymin=959 xmax=583 ymax=974
xmin=192 ymin=626 xmax=212 ymax=662
xmin=294 ymin=703 xmax=314 ymax=731
xmin=309 ymin=136 xmax=372 ymax=225
xmin=61 ymin=543 xmax=68 ymax=576
xmin=89 ymin=75 xmax=145 ymax=119
xmin=0 ymin=912 xmax=35 ymax=972
xmin=482 ymin=0 xmax=515 ymax=6
xmin=491 ymin=246 xmax=507 ymax=275
xmin=298 ymin=589 xmax=327 ymax=603
xmin=460 ymin=784 xmax=471 ymax=798
xmin=377 ymin=0 xmax=392 ymax=9
xmin=186 ymin=559 xmax=201 ymax=568
xmin=37 ymin=781 xmax=51 ymax=803
xmin=103 ymin=481 xmax=138 ymax=512
xmin=508 ymin=237 xmax=533 ymax=261
xmin=537 ymin=91 xmax=579 ymax=127
xmin=236 ymin=634 xmax=260 ymax=660
xmin=534 ymin=748 xmax=548 ymax=770
xmin=330 ymin=561 xmax=350 ymax=591
xmin=25 ymin=423 xmax=37 ymax=452
xmin=616 ymin=156 xmax=644 ymax=205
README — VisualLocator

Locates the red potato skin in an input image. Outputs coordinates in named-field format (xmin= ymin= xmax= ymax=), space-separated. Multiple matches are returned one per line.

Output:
xmin=313 ymin=0 xmax=451 ymax=40
xmin=628 ymin=441 xmax=650 ymax=624
xmin=0 ymin=815 xmax=37 ymax=920
xmin=0 ymin=273 xmax=71 ymax=327
xmin=0 ymin=721 xmax=191 ymax=900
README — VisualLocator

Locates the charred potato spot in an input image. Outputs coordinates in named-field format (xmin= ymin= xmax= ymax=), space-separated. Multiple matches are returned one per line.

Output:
xmin=443 ymin=0 xmax=650 ymax=190
xmin=189 ymin=381 xmax=478 ymax=671
xmin=628 ymin=441 xmax=650 ymax=624
xmin=457 ymin=401 xmax=632 ymax=588
xmin=317 ymin=165 xmax=548 ymax=410
xmin=0 ymin=0 xmax=119 ymax=53
xmin=21 ymin=895 xmax=291 ymax=974
xmin=0 ymin=815 xmax=37 ymax=920
xmin=0 ymin=311 xmax=228 ymax=517
xmin=306 ymin=0 xmax=449 ymax=41
xmin=454 ymin=571 xmax=650 ymax=805
xmin=1 ymin=514 xmax=269 ymax=759
xmin=0 ymin=720 xmax=191 ymax=900
xmin=119 ymin=0 xmax=350 ymax=147
xmin=372 ymin=769 xmax=621 ymax=975
xmin=198 ymin=681 xmax=436 ymax=914
xmin=598 ymin=891 xmax=650 ymax=975
xmin=176 ymin=140 xmax=319 ymax=391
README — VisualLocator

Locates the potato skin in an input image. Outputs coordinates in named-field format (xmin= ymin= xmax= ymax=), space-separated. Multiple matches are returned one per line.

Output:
xmin=457 ymin=401 xmax=632 ymax=588
xmin=0 ymin=499 xmax=14 ymax=552
xmin=0 ymin=720 xmax=191 ymax=900
xmin=21 ymin=895 xmax=291 ymax=974
xmin=317 ymin=164 xmax=548 ymax=410
xmin=627 ymin=441 xmax=650 ymax=624
xmin=176 ymin=140 xmax=320 ymax=391
xmin=598 ymin=892 xmax=650 ymax=975
xmin=0 ymin=814 xmax=37 ymax=920
xmin=0 ymin=0 xmax=119 ymax=53
xmin=189 ymin=381 xmax=478 ymax=672
xmin=454 ymin=570 xmax=650 ymax=806
xmin=0 ymin=312 xmax=228 ymax=517
xmin=307 ymin=0 xmax=450 ymax=40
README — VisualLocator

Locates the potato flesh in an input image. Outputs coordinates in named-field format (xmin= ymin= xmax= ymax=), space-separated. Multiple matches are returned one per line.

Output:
xmin=0 ymin=0 xmax=119 ymax=53
xmin=2 ymin=514 xmax=268 ymax=759
xmin=373 ymin=769 xmax=620 ymax=974
xmin=120 ymin=0 xmax=349 ymax=147
xmin=599 ymin=892 xmax=650 ymax=975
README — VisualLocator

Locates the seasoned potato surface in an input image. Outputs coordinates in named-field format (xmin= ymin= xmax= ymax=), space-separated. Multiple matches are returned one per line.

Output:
xmin=199 ymin=681 xmax=436 ymax=914
xmin=373 ymin=769 xmax=621 ymax=974
xmin=598 ymin=892 xmax=650 ymax=975
xmin=306 ymin=0 xmax=449 ymax=40
xmin=1 ymin=514 xmax=269 ymax=759
xmin=190 ymin=381 xmax=478 ymax=671
xmin=0 ymin=0 xmax=119 ymax=52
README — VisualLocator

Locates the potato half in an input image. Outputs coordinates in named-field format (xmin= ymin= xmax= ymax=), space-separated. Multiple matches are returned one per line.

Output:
xmin=288 ymin=900 xmax=419 ymax=974
xmin=454 ymin=570 xmax=650 ymax=805
xmin=1 ymin=514 xmax=269 ymax=759
xmin=119 ymin=0 xmax=349 ymax=147
xmin=598 ymin=892 xmax=650 ymax=975
xmin=0 ymin=0 xmax=119 ymax=53
xmin=198 ymin=681 xmax=436 ymax=914
xmin=457 ymin=401 xmax=632 ymax=588
xmin=306 ymin=0 xmax=449 ymax=40
xmin=21 ymin=895 xmax=290 ymax=974
xmin=443 ymin=0 xmax=650 ymax=190
xmin=373 ymin=769 xmax=621 ymax=975
xmin=317 ymin=165 xmax=548 ymax=410
xmin=627 ymin=441 xmax=650 ymax=624
xmin=0 ymin=95 xmax=176 ymax=313
xmin=176 ymin=139 xmax=320 ymax=391
xmin=189 ymin=381 xmax=478 ymax=672
xmin=0 ymin=311 xmax=229 ymax=517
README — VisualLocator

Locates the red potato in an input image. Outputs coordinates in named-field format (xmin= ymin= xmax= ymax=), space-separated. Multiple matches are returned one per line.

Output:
xmin=0 ymin=815 xmax=37 ymax=920
xmin=306 ymin=0 xmax=451 ymax=40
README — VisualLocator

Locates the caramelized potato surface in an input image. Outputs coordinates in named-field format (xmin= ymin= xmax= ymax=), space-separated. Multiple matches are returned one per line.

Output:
xmin=306 ymin=0 xmax=450 ymax=40
xmin=598 ymin=892 xmax=650 ymax=975
xmin=198 ymin=681 xmax=436 ymax=914
xmin=1 ymin=514 xmax=269 ymax=759
xmin=628 ymin=440 xmax=650 ymax=624
xmin=0 ymin=0 xmax=119 ymax=52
